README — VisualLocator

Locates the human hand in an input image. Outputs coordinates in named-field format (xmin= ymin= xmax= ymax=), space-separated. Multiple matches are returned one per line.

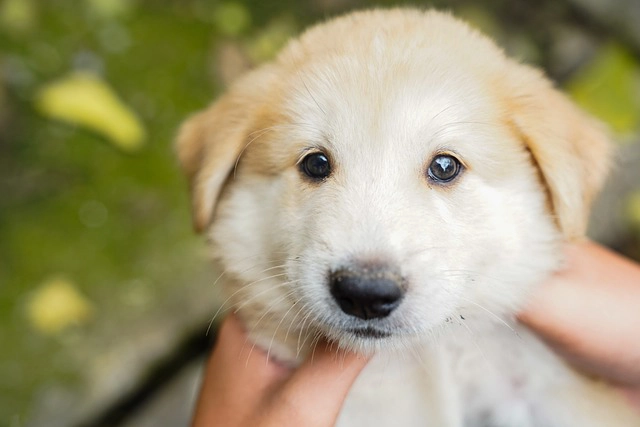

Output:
xmin=518 ymin=241 xmax=640 ymax=407
xmin=191 ymin=315 xmax=369 ymax=427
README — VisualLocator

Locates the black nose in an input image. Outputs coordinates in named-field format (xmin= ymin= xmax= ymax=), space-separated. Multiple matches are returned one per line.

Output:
xmin=329 ymin=267 xmax=404 ymax=320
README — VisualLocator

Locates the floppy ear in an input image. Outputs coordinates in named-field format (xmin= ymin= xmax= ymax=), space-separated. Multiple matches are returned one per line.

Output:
xmin=175 ymin=66 xmax=277 ymax=232
xmin=507 ymin=67 xmax=611 ymax=240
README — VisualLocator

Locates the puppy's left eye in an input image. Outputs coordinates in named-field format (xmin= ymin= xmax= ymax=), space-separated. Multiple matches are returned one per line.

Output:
xmin=428 ymin=154 xmax=461 ymax=183
xmin=300 ymin=152 xmax=331 ymax=180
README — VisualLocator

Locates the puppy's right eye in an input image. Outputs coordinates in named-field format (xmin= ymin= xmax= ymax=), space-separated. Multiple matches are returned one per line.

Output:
xmin=428 ymin=154 xmax=461 ymax=183
xmin=300 ymin=152 xmax=331 ymax=180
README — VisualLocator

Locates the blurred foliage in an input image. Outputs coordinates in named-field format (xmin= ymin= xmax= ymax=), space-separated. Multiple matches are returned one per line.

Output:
xmin=213 ymin=2 xmax=252 ymax=37
xmin=627 ymin=192 xmax=640 ymax=230
xmin=1 ymin=0 xmax=640 ymax=426
xmin=244 ymin=14 xmax=298 ymax=63
xmin=0 ymin=0 xmax=36 ymax=36
xmin=568 ymin=43 xmax=640 ymax=136
xmin=0 ymin=0 xmax=217 ymax=423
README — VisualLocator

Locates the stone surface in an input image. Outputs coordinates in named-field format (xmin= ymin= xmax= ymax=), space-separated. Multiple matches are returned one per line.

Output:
xmin=119 ymin=358 xmax=204 ymax=427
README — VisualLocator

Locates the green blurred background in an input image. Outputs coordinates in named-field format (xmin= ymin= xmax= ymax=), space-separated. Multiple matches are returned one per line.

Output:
xmin=1 ymin=0 xmax=639 ymax=426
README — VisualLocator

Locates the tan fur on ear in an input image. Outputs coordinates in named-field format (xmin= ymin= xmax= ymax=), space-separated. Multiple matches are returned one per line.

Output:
xmin=506 ymin=66 xmax=611 ymax=240
xmin=175 ymin=66 xmax=278 ymax=232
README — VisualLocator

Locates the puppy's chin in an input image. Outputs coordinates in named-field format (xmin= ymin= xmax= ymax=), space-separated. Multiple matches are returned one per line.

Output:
xmin=320 ymin=322 xmax=432 ymax=357
xmin=347 ymin=326 xmax=392 ymax=339
xmin=243 ymin=313 xmax=427 ymax=362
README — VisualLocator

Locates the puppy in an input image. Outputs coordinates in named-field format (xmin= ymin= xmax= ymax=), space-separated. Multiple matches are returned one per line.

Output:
xmin=177 ymin=9 xmax=639 ymax=426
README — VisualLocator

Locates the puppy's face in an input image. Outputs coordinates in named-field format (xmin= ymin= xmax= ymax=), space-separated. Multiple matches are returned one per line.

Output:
xmin=177 ymin=10 xmax=610 ymax=357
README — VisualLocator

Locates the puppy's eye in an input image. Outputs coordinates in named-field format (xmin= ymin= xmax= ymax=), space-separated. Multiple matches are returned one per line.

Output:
xmin=300 ymin=152 xmax=331 ymax=180
xmin=428 ymin=154 xmax=461 ymax=183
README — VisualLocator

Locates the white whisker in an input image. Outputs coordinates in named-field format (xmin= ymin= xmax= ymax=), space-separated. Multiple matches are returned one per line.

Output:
xmin=459 ymin=297 xmax=518 ymax=336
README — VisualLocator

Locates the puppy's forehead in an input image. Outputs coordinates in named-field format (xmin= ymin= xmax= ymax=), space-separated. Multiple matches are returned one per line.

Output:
xmin=250 ymin=12 xmax=520 ymax=172
xmin=281 ymin=56 xmax=505 ymax=162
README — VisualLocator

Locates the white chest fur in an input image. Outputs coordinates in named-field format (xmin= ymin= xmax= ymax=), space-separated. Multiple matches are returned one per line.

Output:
xmin=338 ymin=343 xmax=460 ymax=427
xmin=336 ymin=321 xmax=636 ymax=427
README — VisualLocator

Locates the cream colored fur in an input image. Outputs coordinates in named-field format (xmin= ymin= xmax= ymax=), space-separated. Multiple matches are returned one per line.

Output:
xmin=177 ymin=9 xmax=639 ymax=426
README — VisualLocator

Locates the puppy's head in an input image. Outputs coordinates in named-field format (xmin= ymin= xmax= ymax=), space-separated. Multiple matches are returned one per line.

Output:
xmin=177 ymin=9 xmax=610 ymax=357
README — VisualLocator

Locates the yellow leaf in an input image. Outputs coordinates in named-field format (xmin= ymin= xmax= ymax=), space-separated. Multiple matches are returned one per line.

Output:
xmin=36 ymin=72 xmax=146 ymax=151
xmin=26 ymin=277 xmax=94 ymax=335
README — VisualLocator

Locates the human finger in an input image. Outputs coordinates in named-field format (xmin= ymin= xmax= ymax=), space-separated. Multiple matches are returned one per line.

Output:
xmin=192 ymin=315 xmax=291 ymax=426
xmin=519 ymin=242 xmax=640 ymax=385
xmin=262 ymin=341 xmax=369 ymax=427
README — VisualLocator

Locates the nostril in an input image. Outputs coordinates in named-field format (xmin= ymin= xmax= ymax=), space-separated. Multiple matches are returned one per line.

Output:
xmin=329 ymin=267 xmax=404 ymax=320
xmin=336 ymin=296 xmax=355 ymax=313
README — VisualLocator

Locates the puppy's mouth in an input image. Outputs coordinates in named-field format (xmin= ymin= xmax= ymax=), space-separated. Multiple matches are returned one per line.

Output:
xmin=346 ymin=326 xmax=392 ymax=339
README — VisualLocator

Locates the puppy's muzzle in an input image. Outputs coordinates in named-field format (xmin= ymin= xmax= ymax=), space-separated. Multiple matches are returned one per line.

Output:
xmin=329 ymin=265 xmax=405 ymax=320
